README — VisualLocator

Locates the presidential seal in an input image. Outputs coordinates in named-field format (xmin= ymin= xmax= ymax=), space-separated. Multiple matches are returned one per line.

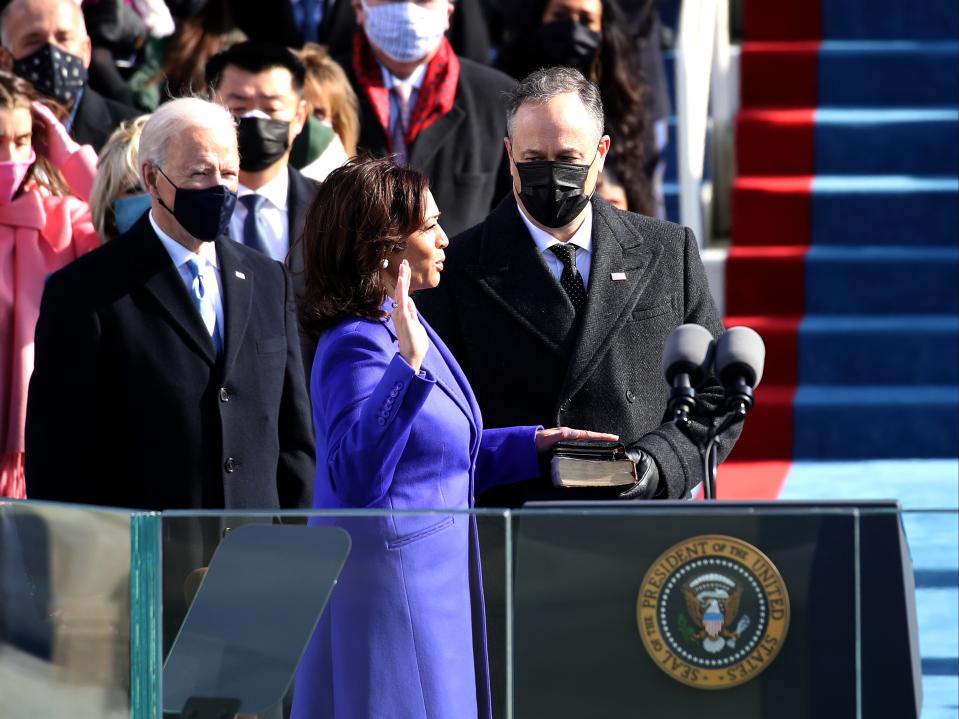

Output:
xmin=636 ymin=535 xmax=789 ymax=690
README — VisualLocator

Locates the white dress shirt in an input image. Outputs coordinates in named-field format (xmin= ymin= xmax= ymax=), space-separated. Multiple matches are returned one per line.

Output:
xmin=230 ymin=169 xmax=290 ymax=263
xmin=517 ymin=201 xmax=594 ymax=289
xmin=151 ymin=211 xmax=225 ymax=339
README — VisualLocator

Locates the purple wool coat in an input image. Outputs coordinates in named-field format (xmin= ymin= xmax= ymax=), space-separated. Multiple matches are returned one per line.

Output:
xmin=291 ymin=303 xmax=539 ymax=719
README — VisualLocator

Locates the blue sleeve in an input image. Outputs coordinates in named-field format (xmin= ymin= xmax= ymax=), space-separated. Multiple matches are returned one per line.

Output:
xmin=474 ymin=425 xmax=542 ymax=496
xmin=313 ymin=327 xmax=435 ymax=507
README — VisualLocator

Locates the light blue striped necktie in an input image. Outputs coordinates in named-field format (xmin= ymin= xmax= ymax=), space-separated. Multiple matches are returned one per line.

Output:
xmin=186 ymin=258 xmax=222 ymax=354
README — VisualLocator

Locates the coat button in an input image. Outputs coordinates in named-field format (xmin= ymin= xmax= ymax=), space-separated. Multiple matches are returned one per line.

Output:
xmin=219 ymin=387 xmax=230 ymax=402
xmin=377 ymin=418 xmax=386 ymax=426
xmin=224 ymin=458 xmax=237 ymax=473
xmin=560 ymin=399 xmax=571 ymax=412
xmin=626 ymin=390 xmax=636 ymax=403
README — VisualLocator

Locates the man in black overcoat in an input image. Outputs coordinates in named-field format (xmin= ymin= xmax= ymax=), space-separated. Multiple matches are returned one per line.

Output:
xmin=25 ymin=96 xmax=315 ymax=511
xmin=0 ymin=0 xmax=139 ymax=152
xmin=418 ymin=67 xmax=740 ymax=504
xmin=339 ymin=0 xmax=516 ymax=238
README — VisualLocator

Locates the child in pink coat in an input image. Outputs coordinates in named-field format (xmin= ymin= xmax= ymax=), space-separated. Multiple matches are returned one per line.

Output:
xmin=0 ymin=72 xmax=99 ymax=498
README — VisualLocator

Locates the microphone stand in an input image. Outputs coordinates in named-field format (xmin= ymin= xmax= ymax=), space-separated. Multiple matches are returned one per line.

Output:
xmin=671 ymin=388 xmax=751 ymax=500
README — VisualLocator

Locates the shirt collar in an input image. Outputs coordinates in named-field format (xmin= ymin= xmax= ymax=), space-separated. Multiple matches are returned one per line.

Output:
xmin=379 ymin=61 xmax=428 ymax=92
xmin=238 ymin=167 xmax=289 ymax=211
xmin=518 ymin=200 xmax=594 ymax=258
xmin=150 ymin=210 xmax=219 ymax=270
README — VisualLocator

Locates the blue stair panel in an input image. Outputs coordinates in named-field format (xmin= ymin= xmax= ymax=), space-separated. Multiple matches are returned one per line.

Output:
xmin=798 ymin=316 xmax=959 ymax=386
xmin=805 ymin=246 xmax=959 ymax=316
xmin=818 ymin=42 xmax=959 ymax=108
xmin=814 ymin=109 xmax=959 ymax=176
xmin=811 ymin=177 xmax=959 ymax=246
xmin=793 ymin=385 xmax=959 ymax=458
xmin=823 ymin=1 xmax=959 ymax=41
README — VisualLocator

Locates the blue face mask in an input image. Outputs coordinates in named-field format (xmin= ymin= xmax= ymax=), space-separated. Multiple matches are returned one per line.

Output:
xmin=112 ymin=193 xmax=152 ymax=235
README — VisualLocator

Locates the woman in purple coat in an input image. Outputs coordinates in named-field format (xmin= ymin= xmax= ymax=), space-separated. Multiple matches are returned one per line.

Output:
xmin=290 ymin=157 xmax=614 ymax=719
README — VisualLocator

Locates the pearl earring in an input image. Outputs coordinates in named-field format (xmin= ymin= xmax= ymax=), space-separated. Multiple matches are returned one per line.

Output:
xmin=381 ymin=258 xmax=389 ymax=269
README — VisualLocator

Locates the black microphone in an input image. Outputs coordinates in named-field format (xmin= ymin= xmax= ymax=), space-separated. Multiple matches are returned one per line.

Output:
xmin=715 ymin=326 xmax=766 ymax=415
xmin=662 ymin=324 xmax=715 ymax=425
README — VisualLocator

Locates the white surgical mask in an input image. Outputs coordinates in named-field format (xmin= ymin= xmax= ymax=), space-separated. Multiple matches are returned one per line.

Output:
xmin=362 ymin=1 xmax=448 ymax=63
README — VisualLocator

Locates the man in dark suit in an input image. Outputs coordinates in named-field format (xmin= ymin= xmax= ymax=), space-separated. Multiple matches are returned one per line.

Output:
xmin=25 ymin=96 xmax=315 ymax=511
xmin=228 ymin=0 xmax=492 ymax=65
xmin=0 ymin=0 xmax=139 ymax=152
xmin=419 ymin=67 xmax=738 ymax=504
xmin=205 ymin=42 xmax=323 ymax=375
xmin=340 ymin=0 xmax=515 ymax=237
xmin=205 ymin=43 xmax=319 ymax=280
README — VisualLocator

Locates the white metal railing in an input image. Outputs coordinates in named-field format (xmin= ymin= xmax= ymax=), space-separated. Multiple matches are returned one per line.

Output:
xmin=675 ymin=0 xmax=732 ymax=246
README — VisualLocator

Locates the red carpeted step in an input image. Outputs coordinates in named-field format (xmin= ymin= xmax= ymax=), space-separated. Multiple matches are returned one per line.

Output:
xmin=736 ymin=109 xmax=816 ymax=175
xmin=744 ymin=0 xmax=821 ymax=41
xmin=713 ymin=460 xmax=793 ymax=500
xmin=724 ymin=315 xmax=800 ymax=387
xmin=724 ymin=385 xmax=796 ymax=461
xmin=732 ymin=176 xmax=813 ymax=246
xmin=741 ymin=42 xmax=820 ymax=109
xmin=725 ymin=246 xmax=806 ymax=316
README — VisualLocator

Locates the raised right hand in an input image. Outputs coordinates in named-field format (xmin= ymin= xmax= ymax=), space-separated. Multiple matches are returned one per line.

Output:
xmin=393 ymin=259 xmax=429 ymax=372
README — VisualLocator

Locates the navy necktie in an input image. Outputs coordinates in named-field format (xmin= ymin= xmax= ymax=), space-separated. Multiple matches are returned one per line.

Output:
xmin=549 ymin=244 xmax=587 ymax=314
xmin=239 ymin=194 xmax=271 ymax=256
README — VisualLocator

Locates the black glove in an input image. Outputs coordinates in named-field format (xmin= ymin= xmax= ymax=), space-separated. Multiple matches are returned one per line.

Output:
xmin=619 ymin=446 xmax=661 ymax=500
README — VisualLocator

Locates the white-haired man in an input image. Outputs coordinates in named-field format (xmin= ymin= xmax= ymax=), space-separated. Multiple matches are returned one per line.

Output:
xmin=0 ymin=0 xmax=139 ymax=152
xmin=25 ymin=97 xmax=315 ymax=511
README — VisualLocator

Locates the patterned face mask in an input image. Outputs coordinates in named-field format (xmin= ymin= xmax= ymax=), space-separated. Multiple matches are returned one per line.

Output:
xmin=362 ymin=0 xmax=448 ymax=63
xmin=12 ymin=44 xmax=88 ymax=106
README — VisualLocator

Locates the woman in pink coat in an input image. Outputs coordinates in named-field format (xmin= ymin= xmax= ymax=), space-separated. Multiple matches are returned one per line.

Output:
xmin=0 ymin=72 xmax=99 ymax=498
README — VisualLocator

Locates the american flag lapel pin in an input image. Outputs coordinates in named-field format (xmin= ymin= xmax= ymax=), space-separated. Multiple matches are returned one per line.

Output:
xmin=611 ymin=272 xmax=627 ymax=281
xmin=235 ymin=271 xmax=246 ymax=280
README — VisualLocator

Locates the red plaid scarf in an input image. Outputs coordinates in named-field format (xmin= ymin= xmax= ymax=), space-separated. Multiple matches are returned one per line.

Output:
xmin=352 ymin=32 xmax=460 ymax=150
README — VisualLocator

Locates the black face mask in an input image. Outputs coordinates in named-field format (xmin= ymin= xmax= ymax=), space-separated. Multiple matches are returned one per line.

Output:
xmin=156 ymin=167 xmax=237 ymax=241
xmin=513 ymin=151 xmax=598 ymax=229
xmin=12 ymin=43 xmax=88 ymax=106
xmin=535 ymin=18 xmax=602 ymax=73
xmin=237 ymin=116 xmax=291 ymax=171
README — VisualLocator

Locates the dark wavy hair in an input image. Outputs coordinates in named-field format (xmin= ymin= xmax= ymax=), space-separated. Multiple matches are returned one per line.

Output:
xmin=295 ymin=155 xmax=429 ymax=339
xmin=495 ymin=0 xmax=653 ymax=215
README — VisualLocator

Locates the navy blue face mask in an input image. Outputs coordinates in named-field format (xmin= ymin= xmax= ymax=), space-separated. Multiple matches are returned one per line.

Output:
xmin=155 ymin=167 xmax=237 ymax=241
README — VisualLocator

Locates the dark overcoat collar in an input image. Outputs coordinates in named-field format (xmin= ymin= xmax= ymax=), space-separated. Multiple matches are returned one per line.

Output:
xmin=123 ymin=215 xmax=253 ymax=375
xmin=467 ymin=196 xmax=663 ymax=398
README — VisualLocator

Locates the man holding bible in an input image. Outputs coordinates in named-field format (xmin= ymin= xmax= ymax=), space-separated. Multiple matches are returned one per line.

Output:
xmin=418 ymin=67 xmax=737 ymax=504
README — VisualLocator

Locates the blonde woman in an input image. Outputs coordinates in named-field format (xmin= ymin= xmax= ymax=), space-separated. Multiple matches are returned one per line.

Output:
xmin=89 ymin=115 xmax=151 ymax=242
xmin=291 ymin=43 xmax=359 ymax=181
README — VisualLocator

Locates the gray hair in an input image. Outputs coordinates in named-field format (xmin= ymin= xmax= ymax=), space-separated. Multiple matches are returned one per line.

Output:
xmin=138 ymin=97 xmax=237 ymax=184
xmin=505 ymin=66 xmax=605 ymax=140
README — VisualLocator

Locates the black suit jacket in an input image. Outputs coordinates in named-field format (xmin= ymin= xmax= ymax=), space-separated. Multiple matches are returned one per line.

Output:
xmin=344 ymin=53 xmax=516 ymax=238
xmin=284 ymin=165 xmax=321 ymax=377
xmin=284 ymin=165 xmax=319 ymax=295
xmin=25 ymin=214 xmax=315 ymax=510
xmin=417 ymin=197 xmax=738 ymax=503
xmin=71 ymin=85 xmax=141 ymax=153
